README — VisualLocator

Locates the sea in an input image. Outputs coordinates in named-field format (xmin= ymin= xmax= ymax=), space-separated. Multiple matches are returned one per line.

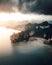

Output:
xmin=0 ymin=27 xmax=52 ymax=65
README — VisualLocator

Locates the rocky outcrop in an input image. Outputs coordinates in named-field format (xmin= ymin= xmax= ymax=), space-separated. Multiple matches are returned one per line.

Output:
xmin=10 ymin=31 xmax=30 ymax=43
xmin=44 ymin=40 xmax=52 ymax=45
xmin=10 ymin=21 xmax=52 ymax=44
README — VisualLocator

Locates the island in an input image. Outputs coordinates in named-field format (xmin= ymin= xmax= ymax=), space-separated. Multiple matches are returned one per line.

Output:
xmin=10 ymin=21 xmax=52 ymax=45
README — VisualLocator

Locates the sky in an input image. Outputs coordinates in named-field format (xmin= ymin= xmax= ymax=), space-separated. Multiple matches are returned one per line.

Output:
xmin=0 ymin=0 xmax=52 ymax=25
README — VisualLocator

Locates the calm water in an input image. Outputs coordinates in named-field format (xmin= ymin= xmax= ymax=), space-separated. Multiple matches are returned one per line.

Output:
xmin=0 ymin=27 xmax=52 ymax=65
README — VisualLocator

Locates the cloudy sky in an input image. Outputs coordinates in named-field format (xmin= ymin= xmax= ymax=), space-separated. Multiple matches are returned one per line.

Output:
xmin=0 ymin=0 xmax=52 ymax=14
xmin=0 ymin=0 xmax=52 ymax=24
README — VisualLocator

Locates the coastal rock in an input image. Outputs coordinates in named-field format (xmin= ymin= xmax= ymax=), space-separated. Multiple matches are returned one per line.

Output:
xmin=10 ymin=31 xmax=37 ymax=43
xmin=44 ymin=40 xmax=52 ymax=45
xmin=10 ymin=31 xmax=29 ymax=43
xmin=10 ymin=33 xmax=21 ymax=43
xmin=10 ymin=21 xmax=52 ymax=44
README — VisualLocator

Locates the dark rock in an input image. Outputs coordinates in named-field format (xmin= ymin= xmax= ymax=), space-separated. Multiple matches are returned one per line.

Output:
xmin=44 ymin=40 xmax=52 ymax=45
xmin=10 ymin=21 xmax=52 ymax=44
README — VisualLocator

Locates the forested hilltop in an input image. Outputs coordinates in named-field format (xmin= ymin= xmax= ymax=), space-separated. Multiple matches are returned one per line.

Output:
xmin=10 ymin=21 xmax=52 ymax=43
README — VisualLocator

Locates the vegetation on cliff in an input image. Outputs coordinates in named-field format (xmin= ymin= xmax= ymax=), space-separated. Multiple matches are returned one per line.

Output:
xmin=10 ymin=21 xmax=52 ymax=43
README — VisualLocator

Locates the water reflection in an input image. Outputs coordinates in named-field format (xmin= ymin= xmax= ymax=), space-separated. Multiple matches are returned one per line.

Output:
xmin=0 ymin=27 xmax=20 ymax=56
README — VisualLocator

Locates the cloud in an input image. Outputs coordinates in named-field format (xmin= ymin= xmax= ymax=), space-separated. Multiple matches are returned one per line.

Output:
xmin=0 ymin=0 xmax=52 ymax=15
xmin=0 ymin=0 xmax=18 ymax=12
xmin=0 ymin=0 xmax=18 ymax=6
xmin=17 ymin=0 xmax=52 ymax=15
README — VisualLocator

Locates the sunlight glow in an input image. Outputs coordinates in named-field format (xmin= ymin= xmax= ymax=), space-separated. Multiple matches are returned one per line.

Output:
xmin=0 ymin=12 xmax=52 ymax=23
xmin=0 ymin=27 xmax=20 ymax=37
xmin=0 ymin=27 xmax=20 ymax=56
xmin=0 ymin=12 xmax=38 ymax=22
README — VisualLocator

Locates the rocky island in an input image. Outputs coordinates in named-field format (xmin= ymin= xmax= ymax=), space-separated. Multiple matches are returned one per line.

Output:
xmin=10 ymin=21 xmax=52 ymax=45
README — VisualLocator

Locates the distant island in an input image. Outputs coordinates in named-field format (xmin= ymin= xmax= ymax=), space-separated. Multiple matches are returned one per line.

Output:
xmin=10 ymin=21 xmax=52 ymax=44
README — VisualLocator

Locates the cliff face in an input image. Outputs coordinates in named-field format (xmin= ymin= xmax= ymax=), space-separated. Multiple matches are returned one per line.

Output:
xmin=10 ymin=21 xmax=52 ymax=43
xmin=10 ymin=31 xmax=29 ymax=43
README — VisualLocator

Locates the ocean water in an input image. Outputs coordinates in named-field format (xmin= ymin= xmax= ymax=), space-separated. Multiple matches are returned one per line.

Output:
xmin=0 ymin=27 xmax=52 ymax=65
